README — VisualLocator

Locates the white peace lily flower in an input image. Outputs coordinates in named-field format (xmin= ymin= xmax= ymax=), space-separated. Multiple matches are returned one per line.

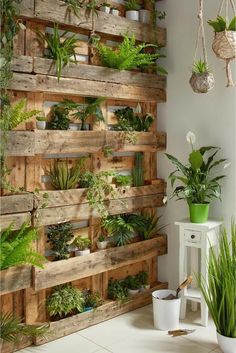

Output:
xmin=186 ymin=131 xmax=196 ymax=145
xmin=134 ymin=103 xmax=142 ymax=114
xmin=162 ymin=196 xmax=167 ymax=204
xmin=223 ymin=162 xmax=231 ymax=169
xmin=18 ymin=22 xmax=26 ymax=30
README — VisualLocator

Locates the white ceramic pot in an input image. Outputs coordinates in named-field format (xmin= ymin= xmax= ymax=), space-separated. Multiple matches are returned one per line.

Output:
xmin=100 ymin=6 xmax=110 ymax=13
xmin=152 ymin=289 xmax=181 ymax=331
xmin=97 ymin=240 xmax=108 ymax=250
xmin=36 ymin=121 xmax=46 ymax=130
xmin=139 ymin=9 xmax=151 ymax=24
xmin=217 ymin=332 xmax=236 ymax=353
xmin=69 ymin=123 xmax=79 ymax=131
xmin=125 ymin=10 xmax=139 ymax=21
xmin=128 ymin=288 xmax=140 ymax=297
xmin=140 ymin=284 xmax=151 ymax=292
xmin=111 ymin=9 xmax=119 ymax=16
xmin=75 ymin=249 xmax=91 ymax=256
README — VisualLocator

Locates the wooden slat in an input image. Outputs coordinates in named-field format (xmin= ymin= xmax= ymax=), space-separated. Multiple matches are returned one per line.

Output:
xmin=32 ymin=57 xmax=166 ymax=90
xmin=1 ymin=337 xmax=33 ymax=353
xmin=18 ymin=0 xmax=166 ymax=46
xmin=35 ymin=193 xmax=165 ymax=226
xmin=4 ymin=131 xmax=35 ymax=156
xmin=35 ymin=282 xmax=168 ymax=345
xmin=9 ymin=73 xmax=166 ymax=102
xmin=0 ymin=266 xmax=32 ymax=295
xmin=33 ymin=236 xmax=167 ymax=290
xmin=0 ymin=213 xmax=31 ymax=231
xmin=0 ymin=194 xmax=34 ymax=215
xmin=12 ymin=56 xmax=33 ymax=73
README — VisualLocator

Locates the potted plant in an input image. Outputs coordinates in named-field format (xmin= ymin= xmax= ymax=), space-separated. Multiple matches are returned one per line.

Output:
xmin=100 ymin=2 xmax=110 ymax=13
xmin=136 ymin=271 xmax=150 ymax=292
xmin=96 ymin=235 xmax=108 ymax=250
xmin=111 ymin=7 xmax=119 ymax=16
xmin=125 ymin=275 xmax=140 ymax=296
xmin=47 ymin=222 xmax=74 ymax=260
xmin=189 ymin=59 xmax=215 ymax=94
xmin=139 ymin=6 xmax=151 ymax=24
xmin=166 ymin=131 xmax=227 ymax=223
xmin=108 ymin=278 xmax=128 ymax=303
xmin=197 ymin=220 xmax=236 ymax=353
xmin=48 ymin=104 xmax=70 ymax=130
xmin=114 ymin=174 xmax=133 ymax=188
xmin=82 ymin=289 xmax=103 ymax=312
xmin=36 ymin=116 xmax=47 ymax=130
xmin=208 ymin=15 xmax=236 ymax=86
xmin=73 ymin=236 xmax=91 ymax=256
xmin=125 ymin=0 xmax=140 ymax=21
xmin=46 ymin=284 xmax=85 ymax=321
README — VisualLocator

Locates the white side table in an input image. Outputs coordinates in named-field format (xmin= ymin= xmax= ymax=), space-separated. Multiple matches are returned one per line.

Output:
xmin=175 ymin=219 xmax=221 ymax=326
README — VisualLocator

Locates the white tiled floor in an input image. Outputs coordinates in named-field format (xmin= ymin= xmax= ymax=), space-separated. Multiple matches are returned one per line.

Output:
xmin=18 ymin=305 xmax=221 ymax=353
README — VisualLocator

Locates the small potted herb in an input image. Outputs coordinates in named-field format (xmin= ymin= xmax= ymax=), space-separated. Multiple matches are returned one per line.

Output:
xmin=125 ymin=275 xmax=140 ymax=297
xmin=137 ymin=271 xmax=150 ymax=292
xmin=100 ymin=2 xmax=110 ymax=13
xmin=83 ymin=289 xmax=103 ymax=312
xmin=36 ymin=116 xmax=47 ymax=130
xmin=108 ymin=279 xmax=128 ymax=303
xmin=114 ymin=175 xmax=133 ymax=188
xmin=96 ymin=234 xmax=108 ymax=250
xmin=73 ymin=237 xmax=91 ymax=256
xmin=111 ymin=7 xmax=119 ymax=16
xmin=189 ymin=59 xmax=214 ymax=94
xmin=125 ymin=0 xmax=140 ymax=21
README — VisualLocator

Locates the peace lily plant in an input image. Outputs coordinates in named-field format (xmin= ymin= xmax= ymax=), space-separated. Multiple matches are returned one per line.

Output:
xmin=166 ymin=131 xmax=228 ymax=223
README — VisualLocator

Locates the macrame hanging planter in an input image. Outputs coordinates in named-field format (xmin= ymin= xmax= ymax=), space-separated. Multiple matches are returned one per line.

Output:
xmin=210 ymin=0 xmax=236 ymax=87
xmin=189 ymin=0 xmax=215 ymax=93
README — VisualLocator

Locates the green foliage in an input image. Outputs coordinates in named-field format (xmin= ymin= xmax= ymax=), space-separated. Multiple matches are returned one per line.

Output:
xmin=0 ymin=223 xmax=45 ymax=270
xmin=46 ymin=284 xmax=85 ymax=318
xmin=82 ymin=289 xmax=103 ymax=308
xmin=124 ymin=275 xmax=140 ymax=290
xmin=62 ymin=0 xmax=85 ymax=19
xmin=114 ymin=174 xmax=133 ymax=187
xmin=125 ymin=0 xmax=140 ymax=11
xmin=166 ymin=145 xmax=227 ymax=205
xmin=113 ymin=107 xmax=154 ymax=132
xmin=73 ymin=236 xmax=91 ymax=250
xmin=132 ymin=152 xmax=144 ymax=187
xmin=103 ymin=213 xmax=148 ymax=246
xmin=192 ymin=59 xmax=210 ymax=74
xmin=0 ymin=312 xmax=48 ymax=343
xmin=60 ymin=97 xmax=105 ymax=130
xmin=47 ymin=222 xmax=74 ymax=260
xmin=48 ymin=104 xmax=70 ymax=130
xmin=48 ymin=158 xmax=86 ymax=190
xmin=96 ymin=34 xmax=162 ymax=70
xmin=36 ymin=23 xmax=78 ymax=81
xmin=136 ymin=271 xmax=148 ymax=286
xmin=139 ymin=214 xmax=167 ymax=240
xmin=197 ymin=220 xmax=236 ymax=338
xmin=208 ymin=16 xmax=236 ymax=32
xmin=80 ymin=171 xmax=117 ymax=218
xmin=108 ymin=279 xmax=128 ymax=303
xmin=98 ymin=234 xmax=106 ymax=242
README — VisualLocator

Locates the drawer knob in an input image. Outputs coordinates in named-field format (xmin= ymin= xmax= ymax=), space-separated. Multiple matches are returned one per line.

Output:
xmin=191 ymin=234 xmax=195 ymax=239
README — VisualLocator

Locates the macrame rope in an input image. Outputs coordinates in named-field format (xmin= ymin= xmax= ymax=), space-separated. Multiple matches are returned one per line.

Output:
xmin=194 ymin=0 xmax=208 ymax=64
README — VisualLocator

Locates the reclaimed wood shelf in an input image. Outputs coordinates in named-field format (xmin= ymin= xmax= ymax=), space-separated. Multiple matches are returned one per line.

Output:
xmin=0 ymin=265 xmax=32 ymax=295
xmin=5 ymin=130 xmax=166 ymax=156
xmin=34 ymin=236 xmax=167 ymax=291
xmin=19 ymin=0 xmax=166 ymax=45
xmin=35 ymin=282 xmax=168 ymax=345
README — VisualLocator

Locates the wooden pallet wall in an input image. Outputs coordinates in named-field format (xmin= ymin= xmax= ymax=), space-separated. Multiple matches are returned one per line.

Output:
xmin=0 ymin=1 xmax=167 ymax=351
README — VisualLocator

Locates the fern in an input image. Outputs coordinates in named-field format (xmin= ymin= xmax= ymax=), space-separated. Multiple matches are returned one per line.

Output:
xmin=0 ymin=99 xmax=40 ymax=131
xmin=96 ymin=34 xmax=164 ymax=70
xmin=0 ymin=223 xmax=45 ymax=270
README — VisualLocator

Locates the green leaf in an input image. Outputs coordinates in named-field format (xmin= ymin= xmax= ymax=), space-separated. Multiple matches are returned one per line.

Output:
xmin=189 ymin=150 xmax=203 ymax=170
xmin=228 ymin=16 xmax=236 ymax=31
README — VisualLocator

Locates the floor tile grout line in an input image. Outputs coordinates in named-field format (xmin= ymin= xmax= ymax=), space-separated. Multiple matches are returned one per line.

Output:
xmin=76 ymin=332 xmax=115 ymax=351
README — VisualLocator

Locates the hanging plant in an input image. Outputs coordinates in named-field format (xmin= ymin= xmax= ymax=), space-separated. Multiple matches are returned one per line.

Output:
xmin=208 ymin=0 xmax=236 ymax=87
xmin=189 ymin=0 xmax=215 ymax=93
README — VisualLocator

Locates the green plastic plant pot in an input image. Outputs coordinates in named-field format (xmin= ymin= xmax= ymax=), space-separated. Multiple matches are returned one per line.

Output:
xmin=189 ymin=203 xmax=210 ymax=223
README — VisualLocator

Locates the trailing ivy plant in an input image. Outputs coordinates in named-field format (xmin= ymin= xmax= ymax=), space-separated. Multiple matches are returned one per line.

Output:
xmin=0 ymin=223 xmax=45 ymax=270
xmin=46 ymin=284 xmax=85 ymax=319
xmin=96 ymin=34 xmax=165 ymax=71
xmin=0 ymin=312 xmax=48 ymax=343
xmin=36 ymin=23 xmax=78 ymax=81
xmin=47 ymin=222 xmax=74 ymax=260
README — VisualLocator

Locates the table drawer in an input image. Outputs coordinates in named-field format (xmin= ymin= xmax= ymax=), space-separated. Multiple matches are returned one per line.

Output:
xmin=184 ymin=230 xmax=201 ymax=243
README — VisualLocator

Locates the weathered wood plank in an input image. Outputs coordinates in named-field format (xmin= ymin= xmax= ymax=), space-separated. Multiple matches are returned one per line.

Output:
xmin=0 ymin=266 xmax=32 ymax=295
xmin=35 ymin=193 xmax=165 ymax=226
xmin=9 ymin=73 xmax=166 ymax=102
xmin=0 ymin=213 xmax=31 ymax=231
xmin=0 ymin=194 xmax=34 ymax=215
xmin=18 ymin=0 xmax=166 ymax=46
xmin=12 ymin=56 xmax=33 ymax=73
xmin=1 ymin=337 xmax=32 ymax=353
xmin=4 ymin=131 xmax=35 ymax=157
xmin=34 ymin=236 xmax=167 ymax=290
xmin=35 ymin=282 xmax=168 ymax=345
xmin=33 ymin=57 xmax=166 ymax=90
